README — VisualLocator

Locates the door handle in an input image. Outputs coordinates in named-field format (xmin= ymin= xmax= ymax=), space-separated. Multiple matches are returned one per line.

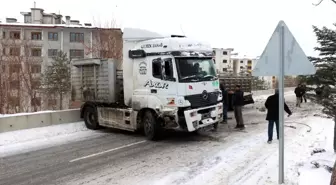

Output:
xmin=151 ymin=89 xmax=157 ymax=94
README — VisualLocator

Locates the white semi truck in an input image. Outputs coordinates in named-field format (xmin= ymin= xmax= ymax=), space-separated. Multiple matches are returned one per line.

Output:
xmin=71 ymin=28 xmax=223 ymax=140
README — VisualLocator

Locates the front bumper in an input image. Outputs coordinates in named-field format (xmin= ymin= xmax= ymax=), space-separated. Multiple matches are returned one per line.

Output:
xmin=183 ymin=103 xmax=223 ymax=132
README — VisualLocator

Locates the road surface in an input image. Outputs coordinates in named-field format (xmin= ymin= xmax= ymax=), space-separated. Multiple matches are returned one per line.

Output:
xmin=0 ymin=92 xmax=317 ymax=185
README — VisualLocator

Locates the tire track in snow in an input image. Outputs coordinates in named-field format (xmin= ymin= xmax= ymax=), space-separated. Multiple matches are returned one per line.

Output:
xmin=228 ymin=117 xmax=314 ymax=185
xmin=165 ymin=118 xmax=307 ymax=185
xmin=152 ymin=127 xmax=268 ymax=185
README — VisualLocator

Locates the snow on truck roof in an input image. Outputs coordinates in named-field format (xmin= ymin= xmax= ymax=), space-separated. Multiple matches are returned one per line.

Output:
xmin=132 ymin=37 xmax=212 ymax=53
xmin=123 ymin=27 xmax=212 ymax=53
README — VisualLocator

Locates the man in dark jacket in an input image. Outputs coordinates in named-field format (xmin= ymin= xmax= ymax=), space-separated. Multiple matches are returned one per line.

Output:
xmin=220 ymin=83 xmax=229 ymax=124
xmin=232 ymin=85 xmax=245 ymax=129
xmin=294 ymin=84 xmax=304 ymax=107
xmin=265 ymin=89 xmax=292 ymax=144
xmin=301 ymin=84 xmax=307 ymax=103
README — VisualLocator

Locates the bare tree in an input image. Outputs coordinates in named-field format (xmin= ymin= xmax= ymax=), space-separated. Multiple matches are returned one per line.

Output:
xmin=82 ymin=18 xmax=123 ymax=67
xmin=0 ymin=56 xmax=9 ymax=114
xmin=1 ymin=36 xmax=42 ymax=113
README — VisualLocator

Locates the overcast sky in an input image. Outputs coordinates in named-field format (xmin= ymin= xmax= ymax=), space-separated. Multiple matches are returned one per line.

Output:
xmin=1 ymin=0 xmax=336 ymax=57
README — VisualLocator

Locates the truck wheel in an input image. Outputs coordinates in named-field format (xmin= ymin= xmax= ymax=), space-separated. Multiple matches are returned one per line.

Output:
xmin=143 ymin=111 xmax=161 ymax=140
xmin=84 ymin=106 xmax=100 ymax=130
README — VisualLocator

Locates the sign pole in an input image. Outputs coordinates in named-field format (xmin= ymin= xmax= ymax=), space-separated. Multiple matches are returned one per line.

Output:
xmin=278 ymin=23 xmax=285 ymax=184
xmin=252 ymin=20 xmax=316 ymax=183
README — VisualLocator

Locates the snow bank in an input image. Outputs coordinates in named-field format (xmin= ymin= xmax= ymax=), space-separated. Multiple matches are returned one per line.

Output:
xmin=146 ymin=102 xmax=335 ymax=185
xmin=0 ymin=121 xmax=106 ymax=157
xmin=297 ymin=117 xmax=335 ymax=185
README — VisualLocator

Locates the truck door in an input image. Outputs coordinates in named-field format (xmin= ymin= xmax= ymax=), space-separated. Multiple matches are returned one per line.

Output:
xmin=148 ymin=57 xmax=178 ymax=106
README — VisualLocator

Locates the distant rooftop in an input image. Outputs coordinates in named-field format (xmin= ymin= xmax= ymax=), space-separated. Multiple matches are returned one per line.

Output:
xmin=1 ymin=4 xmax=95 ymax=28
xmin=0 ymin=22 xmax=98 ymax=29
xmin=231 ymin=54 xmax=257 ymax=60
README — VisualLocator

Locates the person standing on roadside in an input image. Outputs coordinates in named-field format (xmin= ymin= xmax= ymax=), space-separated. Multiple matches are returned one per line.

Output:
xmin=265 ymin=89 xmax=292 ymax=144
xmin=220 ymin=83 xmax=228 ymax=124
xmin=294 ymin=84 xmax=303 ymax=107
xmin=301 ymin=84 xmax=307 ymax=103
xmin=232 ymin=85 xmax=245 ymax=129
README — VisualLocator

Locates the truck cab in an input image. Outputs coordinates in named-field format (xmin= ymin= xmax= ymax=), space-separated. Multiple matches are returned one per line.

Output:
xmin=126 ymin=36 xmax=223 ymax=137
xmin=75 ymin=28 xmax=223 ymax=140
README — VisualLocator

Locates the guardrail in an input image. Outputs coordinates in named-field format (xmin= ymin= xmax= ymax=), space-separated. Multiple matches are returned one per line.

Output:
xmin=0 ymin=109 xmax=82 ymax=133
xmin=251 ymin=87 xmax=295 ymax=96
xmin=0 ymin=87 xmax=296 ymax=133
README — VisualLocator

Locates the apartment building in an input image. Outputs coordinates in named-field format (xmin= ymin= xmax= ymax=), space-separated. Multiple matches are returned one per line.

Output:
xmin=0 ymin=6 xmax=122 ymax=113
xmin=230 ymin=54 xmax=257 ymax=74
xmin=212 ymin=48 xmax=235 ymax=74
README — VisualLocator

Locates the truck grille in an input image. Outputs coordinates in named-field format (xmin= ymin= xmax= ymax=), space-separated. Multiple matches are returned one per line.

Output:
xmin=184 ymin=92 xmax=219 ymax=109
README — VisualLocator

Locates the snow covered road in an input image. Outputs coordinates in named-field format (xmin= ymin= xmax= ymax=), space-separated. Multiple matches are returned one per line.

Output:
xmin=0 ymin=91 xmax=334 ymax=185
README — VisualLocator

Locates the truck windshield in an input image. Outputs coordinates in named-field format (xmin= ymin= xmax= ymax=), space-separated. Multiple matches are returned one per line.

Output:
xmin=175 ymin=57 xmax=217 ymax=82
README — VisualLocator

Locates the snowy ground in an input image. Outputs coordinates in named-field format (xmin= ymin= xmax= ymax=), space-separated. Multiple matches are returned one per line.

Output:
xmin=0 ymin=110 xmax=55 ymax=118
xmin=0 ymin=91 xmax=335 ymax=185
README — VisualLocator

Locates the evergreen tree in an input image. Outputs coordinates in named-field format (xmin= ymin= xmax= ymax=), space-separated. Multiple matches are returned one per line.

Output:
xmin=300 ymin=24 xmax=336 ymax=151
xmin=41 ymin=51 xmax=71 ymax=110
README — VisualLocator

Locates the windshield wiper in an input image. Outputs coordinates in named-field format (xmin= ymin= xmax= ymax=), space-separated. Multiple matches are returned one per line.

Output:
xmin=181 ymin=75 xmax=200 ymax=81
xmin=202 ymin=75 xmax=218 ymax=80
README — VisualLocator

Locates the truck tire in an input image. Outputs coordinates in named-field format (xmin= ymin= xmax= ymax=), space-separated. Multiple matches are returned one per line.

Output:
xmin=84 ymin=106 xmax=100 ymax=130
xmin=143 ymin=110 xmax=161 ymax=140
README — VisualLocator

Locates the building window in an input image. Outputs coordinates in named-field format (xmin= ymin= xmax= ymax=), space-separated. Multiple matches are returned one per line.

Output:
xmin=9 ymin=64 xmax=21 ymax=73
xmin=223 ymin=68 xmax=227 ymax=72
xmin=248 ymin=60 xmax=252 ymax=64
xmin=240 ymin=66 xmax=244 ymax=69
xmin=31 ymin=80 xmax=41 ymax=89
xmin=2 ymin=48 xmax=6 ymax=55
xmin=31 ymin=97 xmax=41 ymax=106
xmin=2 ymin=31 xmax=5 ymax=39
xmin=9 ymin=96 xmax=20 ymax=107
xmin=213 ymin=59 xmax=215 ymax=64
xmin=9 ymin=48 xmax=20 ymax=56
xmin=247 ymin=66 xmax=252 ymax=70
xmin=31 ymin=32 xmax=42 ymax=40
xmin=212 ymin=50 xmax=216 ymax=55
xmin=70 ymin=32 xmax=84 ymax=42
xmin=31 ymin=65 xmax=41 ymax=73
xmin=240 ymin=60 xmax=244 ymax=63
xmin=223 ymin=60 xmax=227 ymax=63
xmin=48 ymin=99 xmax=57 ymax=107
xmin=100 ymin=50 xmax=109 ymax=58
xmin=48 ymin=32 xmax=58 ymax=41
xmin=10 ymin=31 xmax=21 ymax=39
xmin=2 ymin=65 xmax=5 ymax=72
xmin=10 ymin=81 xmax=20 ymax=89
xmin=48 ymin=49 xmax=58 ymax=57
xmin=223 ymin=51 xmax=228 ymax=55
xmin=24 ymin=15 xmax=31 ymax=23
xmin=70 ymin=49 xmax=84 ymax=59
xmin=31 ymin=48 xmax=42 ymax=57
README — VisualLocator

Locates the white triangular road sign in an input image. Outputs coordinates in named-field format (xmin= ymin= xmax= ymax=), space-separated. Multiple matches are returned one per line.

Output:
xmin=252 ymin=20 xmax=316 ymax=76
